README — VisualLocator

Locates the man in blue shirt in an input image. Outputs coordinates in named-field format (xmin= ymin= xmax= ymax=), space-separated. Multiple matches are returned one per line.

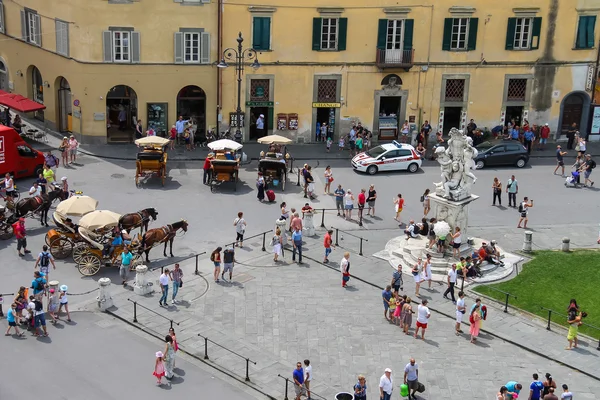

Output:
xmin=529 ymin=373 xmax=544 ymax=400
xmin=505 ymin=381 xmax=522 ymax=398
xmin=292 ymin=362 xmax=305 ymax=400
xmin=31 ymin=271 xmax=47 ymax=301
xmin=292 ymin=228 xmax=303 ymax=264
xmin=382 ymin=285 xmax=392 ymax=321
xmin=334 ymin=184 xmax=345 ymax=216
xmin=524 ymin=129 xmax=535 ymax=154
xmin=175 ymin=116 xmax=189 ymax=144
xmin=256 ymin=114 xmax=265 ymax=137
xmin=511 ymin=126 xmax=520 ymax=140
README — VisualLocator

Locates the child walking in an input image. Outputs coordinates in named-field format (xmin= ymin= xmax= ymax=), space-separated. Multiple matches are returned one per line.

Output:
xmin=338 ymin=136 xmax=345 ymax=151
xmin=326 ymin=137 xmax=333 ymax=152
xmin=153 ymin=351 xmax=166 ymax=385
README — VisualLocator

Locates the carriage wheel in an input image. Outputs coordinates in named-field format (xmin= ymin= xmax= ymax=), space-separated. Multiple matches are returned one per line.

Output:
xmin=72 ymin=243 xmax=89 ymax=264
xmin=78 ymin=254 xmax=102 ymax=276
xmin=49 ymin=236 xmax=73 ymax=259
xmin=44 ymin=233 xmax=51 ymax=245
xmin=0 ymin=225 xmax=13 ymax=240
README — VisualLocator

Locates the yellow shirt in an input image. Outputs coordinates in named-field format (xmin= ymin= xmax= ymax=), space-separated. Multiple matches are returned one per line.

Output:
xmin=389 ymin=297 xmax=397 ymax=311
xmin=42 ymin=168 xmax=54 ymax=183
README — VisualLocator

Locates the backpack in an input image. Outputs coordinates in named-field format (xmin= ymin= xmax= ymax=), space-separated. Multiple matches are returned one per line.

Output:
xmin=518 ymin=203 xmax=524 ymax=213
xmin=32 ymin=278 xmax=46 ymax=291
xmin=34 ymin=300 xmax=43 ymax=312
xmin=590 ymin=160 xmax=597 ymax=169
xmin=413 ymin=224 xmax=421 ymax=235
xmin=40 ymin=252 xmax=50 ymax=267
xmin=420 ymin=195 xmax=425 ymax=203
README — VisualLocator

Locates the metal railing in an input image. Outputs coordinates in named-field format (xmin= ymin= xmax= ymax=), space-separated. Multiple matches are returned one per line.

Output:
xmin=375 ymin=48 xmax=415 ymax=68
xmin=330 ymin=226 xmax=369 ymax=256
xmin=0 ymin=292 xmax=14 ymax=317
xmin=150 ymin=252 xmax=207 ymax=275
xmin=197 ymin=333 xmax=257 ymax=381
xmin=277 ymin=374 xmax=327 ymax=400
xmin=483 ymin=286 xmax=517 ymax=313
xmin=224 ymin=229 xmax=271 ymax=252
xmin=541 ymin=306 xmax=600 ymax=350
xmin=127 ymin=298 xmax=181 ymax=329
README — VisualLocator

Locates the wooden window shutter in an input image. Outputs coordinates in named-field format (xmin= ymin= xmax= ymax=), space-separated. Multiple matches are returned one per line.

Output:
xmin=586 ymin=16 xmax=596 ymax=49
xmin=174 ymin=32 xmax=183 ymax=63
xmin=376 ymin=19 xmax=387 ymax=50
xmin=34 ymin=14 xmax=42 ymax=46
xmin=531 ymin=17 xmax=542 ymax=50
xmin=442 ymin=18 xmax=452 ymax=51
xmin=505 ymin=18 xmax=516 ymax=50
xmin=252 ymin=17 xmax=262 ymax=50
xmin=102 ymin=30 xmax=113 ymax=62
xmin=312 ymin=18 xmax=322 ymax=51
xmin=55 ymin=20 xmax=62 ymax=54
xmin=337 ymin=17 xmax=347 ymax=51
xmin=467 ymin=18 xmax=478 ymax=51
xmin=403 ymin=19 xmax=414 ymax=50
xmin=131 ymin=31 xmax=140 ymax=63
xmin=62 ymin=23 xmax=69 ymax=56
xmin=262 ymin=17 xmax=271 ymax=50
xmin=20 ymin=10 xmax=26 ymax=40
xmin=200 ymin=32 xmax=210 ymax=64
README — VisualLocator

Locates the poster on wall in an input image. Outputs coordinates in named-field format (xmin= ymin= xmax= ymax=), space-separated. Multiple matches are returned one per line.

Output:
xmin=592 ymin=106 xmax=600 ymax=135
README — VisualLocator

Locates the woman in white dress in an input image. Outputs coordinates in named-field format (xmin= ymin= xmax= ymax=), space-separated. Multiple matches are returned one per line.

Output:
xmin=272 ymin=228 xmax=283 ymax=262
xmin=411 ymin=257 xmax=423 ymax=297
xmin=423 ymin=254 xmax=433 ymax=290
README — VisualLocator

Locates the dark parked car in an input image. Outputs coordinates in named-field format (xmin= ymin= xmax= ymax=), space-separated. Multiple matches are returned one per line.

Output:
xmin=474 ymin=141 xmax=529 ymax=169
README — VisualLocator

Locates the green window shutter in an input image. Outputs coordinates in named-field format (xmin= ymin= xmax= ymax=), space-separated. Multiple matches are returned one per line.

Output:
xmin=442 ymin=18 xmax=453 ymax=51
xmin=505 ymin=18 xmax=517 ymax=50
xmin=467 ymin=18 xmax=478 ymax=51
xmin=531 ymin=17 xmax=542 ymax=50
xmin=337 ymin=17 xmax=348 ymax=51
xmin=576 ymin=16 xmax=589 ymax=49
xmin=312 ymin=18 xmax=322 ymax=51
xmin=262 ymin=17 xmax=271 ymax=50
xmin=403 ymin=19 xmax=414 ymax=50
xmin=377 ymin=19 xmax=388 ymax=50
xmin=586 ymin=16 xmax=596 ymax=49
xmin=252 ymin=17 xmax=262 ymax=50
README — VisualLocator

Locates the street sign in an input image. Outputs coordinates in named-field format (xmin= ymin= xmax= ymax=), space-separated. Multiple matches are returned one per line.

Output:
xmin=73 ymin=99 xmax=80 ymax=107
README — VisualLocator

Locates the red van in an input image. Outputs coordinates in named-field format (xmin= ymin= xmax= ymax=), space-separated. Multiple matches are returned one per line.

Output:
xmin=0 ymin=125 xmax=46 ymax=179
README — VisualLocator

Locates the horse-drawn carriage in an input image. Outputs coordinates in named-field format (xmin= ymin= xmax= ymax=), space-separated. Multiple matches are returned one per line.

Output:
xmin=45 ymin=212 xmax=87 ymax=260
xmin=0 ymin=204 xmax=15 ymax=239
xmin=207 ymin=139 xmax=242 ymax=193
xmin=257 ymin=135 xmax=293 ymax=191
xmin=134 ymin=137 xmax=169 ymax=187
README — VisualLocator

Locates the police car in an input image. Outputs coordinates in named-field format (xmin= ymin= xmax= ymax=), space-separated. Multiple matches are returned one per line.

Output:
xmin=351 ymin=141 xmax=422 ymax=175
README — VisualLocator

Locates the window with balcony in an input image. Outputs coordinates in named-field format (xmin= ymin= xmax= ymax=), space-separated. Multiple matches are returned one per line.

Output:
xmin=575 ymin=15 xmax=596 ymax=49
xmin=21 ymin=9 xmax=42 ymax=46
xmin=312 ymin=17 xmax=347 ymax=51
xmin=505 ymin=17 xmax=541 ymax=50
xmin=376 ymin=19 xmax=414 ymax=67
xmin=103 ymin=28 xmax=140 ymax=63
xmin=174 ymin=29 xmax=210 ymax=64
xmin=442 ymin=18 xmax=478 ymax=51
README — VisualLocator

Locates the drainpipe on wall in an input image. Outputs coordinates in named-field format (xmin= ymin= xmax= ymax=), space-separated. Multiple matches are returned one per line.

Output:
xmin=216 ymin=0 xmax=223 ymax=134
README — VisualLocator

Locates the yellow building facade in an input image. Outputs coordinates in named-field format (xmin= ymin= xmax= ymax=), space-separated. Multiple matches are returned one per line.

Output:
xmin=221 ymin=0 xmax=600 ymax=142
xmin=0 ymin=0 xmax=598 ymax=143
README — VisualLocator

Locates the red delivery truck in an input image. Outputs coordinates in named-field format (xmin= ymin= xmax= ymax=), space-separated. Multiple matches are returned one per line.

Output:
xmin=0 ymin=125 xmax=46 ymax=179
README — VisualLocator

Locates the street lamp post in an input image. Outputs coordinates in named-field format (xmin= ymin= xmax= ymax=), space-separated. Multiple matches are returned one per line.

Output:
xmin=217 ymin=32 xmax=260 ymax=143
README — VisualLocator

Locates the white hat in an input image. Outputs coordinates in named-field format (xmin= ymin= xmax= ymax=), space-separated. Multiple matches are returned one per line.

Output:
xmin=385 ymin=368 xmax=392 ymax=373
xmin=156 ymin=351 xmax=164 ymax=358
xmin=260 ymin=114 xmax=264 ymax=118
xmin=61 ymin=176 xmax=67 ymax=181
xmin=545 ymin=123 xmax=549 ymax=126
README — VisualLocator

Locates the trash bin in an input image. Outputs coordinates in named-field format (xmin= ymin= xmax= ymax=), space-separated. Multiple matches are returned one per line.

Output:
xmin=335 ymin=393 xmax=353 ymax=400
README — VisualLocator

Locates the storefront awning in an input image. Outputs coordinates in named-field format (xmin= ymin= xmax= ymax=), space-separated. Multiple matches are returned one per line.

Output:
xmin=0 ymin=90 xmax=46 ymax=113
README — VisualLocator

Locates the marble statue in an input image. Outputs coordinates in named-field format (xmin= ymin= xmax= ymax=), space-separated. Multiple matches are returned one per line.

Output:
xmin=433 ymin=128 xmax=477 ymax=201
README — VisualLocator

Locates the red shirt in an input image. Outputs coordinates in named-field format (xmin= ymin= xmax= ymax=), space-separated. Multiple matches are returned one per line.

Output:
xmin=358 ymin=193 xmax=366 ymax=205
xmin=324 ymin=233 xmax=332 ymax=248
xmin=203 ymin=158 xmax=212 ymax=170
xmin=478 ymin=247 xmax=487 ymax=259
xmin=540 ymin=126 xmax=550 ymax=139
xmin=170 ymin=128 xmax=177 ymax=139
xmin=13 ymin=222 xmax=25 ymax=239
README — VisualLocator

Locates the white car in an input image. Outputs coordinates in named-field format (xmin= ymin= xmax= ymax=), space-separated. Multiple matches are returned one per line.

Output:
xmin=351 ymin=141 xmax=422 ymax=175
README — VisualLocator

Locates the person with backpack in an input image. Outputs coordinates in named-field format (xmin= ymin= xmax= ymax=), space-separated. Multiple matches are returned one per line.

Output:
xmin=31 ymin=271 xmax=47 ymax=301
xmin=34 ymin=245 xmax=56 ymax=281
xmin=580 ymin=153 xmax=595 ymax=187
xmin=517 ymin=197 xmax=534 ymax=229
xmin=222 ymin=247 xmax=235 ymax=281
xmin=28 ymin=295 xmax=48 ymax=337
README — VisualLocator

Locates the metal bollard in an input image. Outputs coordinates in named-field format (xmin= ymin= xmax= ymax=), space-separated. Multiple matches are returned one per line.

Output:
xmin=320 ymin=209 xmax=325 ymax=228
xmin=296 ymin=169 xmax=300 ymax=186
xmin=561 ymin=237 xmax=570 ymax=252
xmin=204 ymin=336 xmax=209 ymax=359
xmin=262 ymin=232 xmax=266 ymax=251
xmin=359 ymin=238 xmax=364 ymax=256
xmin=503 ymin=293 xmax=509 ymax=313
xmin=335 ymin=228 xmax=339 ymax=246
xmin=546 ymin=309 xmax=552 ymax=331
xmin=245 ymin=358 xmax=250 ymax=382
xmin=522 ymin=231 xmax=533 ymax=253
xmin=133 ymin=301 xmax=138 ymax=323
xmin=195 ymin=254 xmax=199 ymax=275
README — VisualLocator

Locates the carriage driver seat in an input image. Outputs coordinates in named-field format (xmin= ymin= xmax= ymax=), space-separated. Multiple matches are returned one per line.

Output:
xmin=78 ymin=227 xmax=105 ymax=251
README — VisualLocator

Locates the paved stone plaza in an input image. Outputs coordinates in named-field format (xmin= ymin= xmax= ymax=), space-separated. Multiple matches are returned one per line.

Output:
xmin=2 ymin=134 xmax=599 ymax=399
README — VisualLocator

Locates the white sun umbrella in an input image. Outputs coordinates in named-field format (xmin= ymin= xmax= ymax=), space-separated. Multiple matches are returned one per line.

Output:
xmin=56 ymin=195 xmax=99 ymax=217
xmin=208 ymin=139 xmax=243 ymax=151
xmin=256 ymin=134 xmax=292 ymax=145
xmin=134 ymin=136 xmax=170 ymax=147
xmin=78 ymin=210 xmax=122 ymax=230
xmin=433 ymin=220 xmax=451 ymax=238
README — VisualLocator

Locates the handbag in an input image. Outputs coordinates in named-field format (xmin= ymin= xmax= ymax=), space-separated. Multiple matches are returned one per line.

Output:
xmin=179 ymin=279 xmax=183 ymax=288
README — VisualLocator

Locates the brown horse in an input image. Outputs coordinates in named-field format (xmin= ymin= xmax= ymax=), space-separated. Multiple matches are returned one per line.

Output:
xmin=14 ymin=187 xmax=64 ymax=226
xmin=119 ymin=208 xmax=158 ymax=234
xmin=139 ymin=219 xmax=188 ymax=262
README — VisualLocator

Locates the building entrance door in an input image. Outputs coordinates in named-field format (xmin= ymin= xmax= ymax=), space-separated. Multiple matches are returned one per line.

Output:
xmin=379 ymin=96 xmax=401 ymax=140
xmin=505 ymin=106 xmax=524 ymax=128
xmin=560 ymin=93 xmax=584 ymax=134
xmin=443 ymin=107 xmax=462 ymax=135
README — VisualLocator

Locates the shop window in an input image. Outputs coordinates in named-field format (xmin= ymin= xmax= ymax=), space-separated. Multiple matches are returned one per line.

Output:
xmin=575 ymin=16 xmax=596 ymax=49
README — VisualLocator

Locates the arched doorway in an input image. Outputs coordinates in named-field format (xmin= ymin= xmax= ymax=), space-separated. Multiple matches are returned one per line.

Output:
xmin=558 ymin=91 xmax=591 ymax=139
xmin=55 ymin=77 xmax=72 ymax=133
xmin=106 ymin=85 xmax=137 ymax=143
xmin=177 ymin=85 xmax=206 ymax=138
xmin=0 ymin=59 xmax=8 ymax=92
xmin=30 ymin=66 xmax=44 ymax=121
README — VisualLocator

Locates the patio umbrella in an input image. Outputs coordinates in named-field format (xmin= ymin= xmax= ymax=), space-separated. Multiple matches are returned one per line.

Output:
xmin=56 ymin=195 xmax=98 ymax=217
xmin=134 ymin=136 xmax=170 ymax=147
xmin=0 ymin=90 xmax=46 ymax=113
xmin=256 ymin=134 xmax=293 ymax=145
xmin=79 ymin=210 xmax=122 ymax=230
xmin=208 ymin=139 xmax=243 ymax=151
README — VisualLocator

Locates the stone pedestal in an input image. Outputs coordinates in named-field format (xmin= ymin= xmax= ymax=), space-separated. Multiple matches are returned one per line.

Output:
xmin=275 ymin=218 xmax=288 ymax=244
xmin=304 ymin=212 xmax=315 ymax=236
xmin=562 ymin=237 xmax=570 ymax=252
xmin=133 ymin=265 xmax=154 ymax=295
xmin=48 ymin=280 xmax=60 ymax=294
xmin=523 ymin=231 xmax=533 ymax=252
xmin=97 ymin=277 xmax=113 ymax=311
xmin=429 ymin=193 xmax=479 ymax=240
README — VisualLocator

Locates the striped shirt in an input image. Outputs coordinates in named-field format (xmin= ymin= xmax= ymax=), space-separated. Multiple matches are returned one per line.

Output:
xmin=171 ymin=268 xmax=183 ymax=283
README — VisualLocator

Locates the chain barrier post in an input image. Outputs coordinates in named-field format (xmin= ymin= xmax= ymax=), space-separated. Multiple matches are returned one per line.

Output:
xmin=170 ymin=320 xmax=174 ymax=329
xmin=296 ymin=169 xmax=300 ymax=186
xmin=204 ymin=336 xmax=209 ymax=359
xmin=546 ymin=309 xmax=552 ymax=331
xmin=262 ymin=232 xmax=266 ymax=251
xmin=133 ymin=301 xmax=138 ymax=323
xmin=245 ymin=358 xmax=250 ymax=381
xmin=335 ymin=228 xmax=339 ymax=246
xmin=195 ymin=254 xmax=199 ymax=275
xmin=503 ymin=293 xmax=509 ymax=313
xmin=320 ymin=209 xmax=325 ymax=228
xmin=359 ymin=238 xmax=364 ymax=256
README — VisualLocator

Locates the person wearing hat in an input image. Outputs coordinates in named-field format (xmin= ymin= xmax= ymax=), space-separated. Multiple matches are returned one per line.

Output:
xmin=379 ymin=367 xmax=393 ymax=400
xmin=68 ymin=135 xmax=79 ymax=164
xmin=60 ymin=176 xmax=69 ymax=194
xmin=203 ymin=153 xmax=214 ymax=185
xmin=58 ymin=285 xmax=71 ymax=322
xmin=153 ymin=351 xmax=166 ymax=384
xmin=538 ymin=123 xmax=550 ymax=151
xmin=12 ymin=217 xmax=30 ymax=257
xmin=59 ymin=136 xmax=70 ymax=166
xmin=47 ymin=288 xmax=60 ymax=324
xmin=256 ymin=114 xmax=265 ymax=138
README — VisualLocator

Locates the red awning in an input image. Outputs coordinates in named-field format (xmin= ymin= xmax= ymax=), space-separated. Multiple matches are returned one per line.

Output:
xmin=0 ymin=89 xmax=46 ymax=113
